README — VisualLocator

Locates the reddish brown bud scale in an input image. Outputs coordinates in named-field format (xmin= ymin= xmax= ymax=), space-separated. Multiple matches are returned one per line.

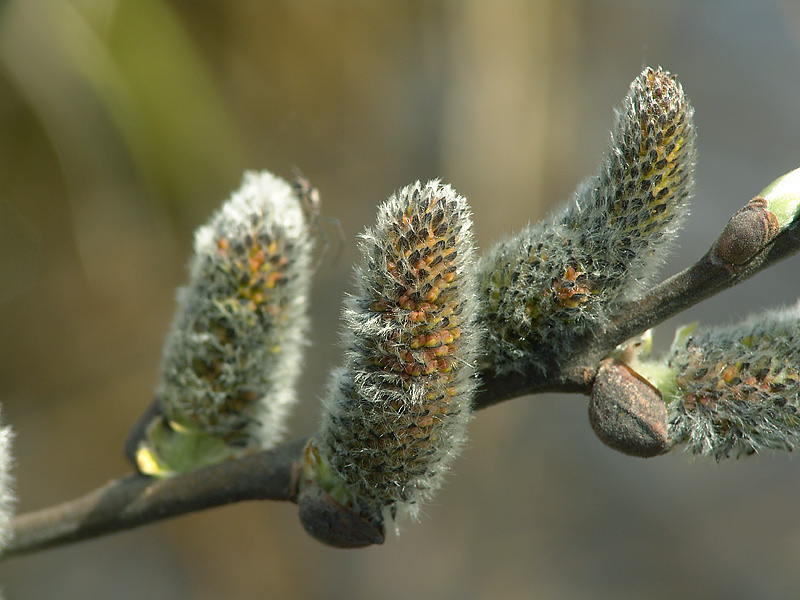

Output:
xmin=589 ymin=359 xmax=670 ymax=457
xmin=714 ymin=196 xmax=780 ymax=267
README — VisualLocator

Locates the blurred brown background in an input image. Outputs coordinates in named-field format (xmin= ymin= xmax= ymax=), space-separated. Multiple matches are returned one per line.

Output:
xmin=1 ymin=1 xmax=800 ymax=598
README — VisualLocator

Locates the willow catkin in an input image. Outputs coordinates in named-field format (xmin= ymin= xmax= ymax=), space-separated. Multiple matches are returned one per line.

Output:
xmin=667 ymin=303 xmax=800 ymax=459
xmin=308 ymin=180 xmax=481 ymax=525
xmin=480 ymin=67 xmax=696 ymax=374
xmin=0 ymin=408 xmax=13 ymax=551
xmin=136 ymin=170 xmax=313 ymax=475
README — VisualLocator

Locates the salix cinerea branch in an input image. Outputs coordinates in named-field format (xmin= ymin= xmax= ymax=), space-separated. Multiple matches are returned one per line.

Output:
xmin=568 ymin=166 xmax=800 ymax=384
xmin=1 ymin=438 xmax=306 ymax=559
xmin=3 ymin=69 xmax=800 ymax=559
xmin=582 ymin=168 xmax=800 ymax=458
xmin=475 ymin=173 xmax=800 ymax=409
xmin=5 ymin=180 xmax=799 ymax=559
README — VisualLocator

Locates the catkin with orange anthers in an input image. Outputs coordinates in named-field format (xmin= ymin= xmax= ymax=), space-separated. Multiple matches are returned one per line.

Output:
xmin=312 ymin=180 xmax=481 ymax=523
xmin=479 ymin=66 xmax=696 ymax=374
xmin=135 ymin=170 xmax=314 ymax=476
xmin=666 ymin=303 xmax=800 ymax=460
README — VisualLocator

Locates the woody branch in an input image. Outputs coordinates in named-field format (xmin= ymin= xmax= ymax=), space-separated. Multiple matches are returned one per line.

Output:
xmin=3 ymin=196 xmax=797 ymax=559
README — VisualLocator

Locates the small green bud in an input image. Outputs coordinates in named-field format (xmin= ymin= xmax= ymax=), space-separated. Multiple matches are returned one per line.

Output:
xmin=759 ymin=166 xmax=800 ymax=229
xmin=135 ymin=170 xmax=314 ymax=476
xmin=307 ymin=180 xmax=481 ymax=529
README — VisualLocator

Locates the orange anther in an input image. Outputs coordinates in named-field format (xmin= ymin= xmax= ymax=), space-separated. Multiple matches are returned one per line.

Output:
xmin=425 ymin=333 xmax=441 ymax=347
xmin=433 ymin=344 xmax=449 ymax=357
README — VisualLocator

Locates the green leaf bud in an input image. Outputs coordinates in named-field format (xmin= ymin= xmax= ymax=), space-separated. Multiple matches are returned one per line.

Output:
xmin=759 ymin=166 xmax=800 ymax=230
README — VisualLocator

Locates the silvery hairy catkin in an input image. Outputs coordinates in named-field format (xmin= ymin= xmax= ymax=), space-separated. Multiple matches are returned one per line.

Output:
xmin=135 ymin=170 xmax=313 ymax=476
xmin=479 ymin=67 xmax=696 ymax=374
xmin=666 ymin=303 xmax=800 ymax=460
xmin=0 ymin=408 xmax=13 ymax=550
xmin=306 ymin=180 xmax=481 ymax=526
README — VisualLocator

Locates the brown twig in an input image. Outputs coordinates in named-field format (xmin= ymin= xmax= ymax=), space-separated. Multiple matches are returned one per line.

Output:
xmin=565 ymin=200 xmax=797 ymax=381
xmin=2 ymin=437 xmax=306 ymax=558
xmin=474 ymin=198 xmax=800 ymax=409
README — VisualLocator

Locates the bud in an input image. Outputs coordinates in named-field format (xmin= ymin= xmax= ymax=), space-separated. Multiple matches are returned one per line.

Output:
xmin=134 ymin=170 xmax=314 ymax=476
xmin=302 ymin=180 xmax=481 ymax=538
xmin=296 ymin=440 xmax=385 ymax=548
xmin=714 ymin=197 xmax=779 ymax=267
xmin=479 ymin=67 xmax=696 ymax=374
xmin=589 ymin=358 xmax=670 ymax=457
xmin=759 ymin=165 xmax=800 ymax=230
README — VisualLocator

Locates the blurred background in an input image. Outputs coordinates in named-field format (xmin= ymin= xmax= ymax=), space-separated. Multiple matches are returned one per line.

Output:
xmin=1 ymin=1 xmax=799 ymax=598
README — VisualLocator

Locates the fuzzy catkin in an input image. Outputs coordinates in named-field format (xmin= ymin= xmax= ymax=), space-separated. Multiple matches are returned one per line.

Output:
xmin=479 ymin=67 xmax=696 ymax=374
xmin=0 ymin=409 xmax=13 ymax=550
xmin=155 ymin=170 xmax=313 ymax=453
xmin=316 ymin=180 xmax=480 ymax=522
xmin=667 ymin=303 xmax=800 ymax=460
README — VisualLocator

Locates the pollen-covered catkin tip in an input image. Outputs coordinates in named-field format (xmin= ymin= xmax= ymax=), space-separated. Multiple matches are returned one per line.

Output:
xmin=299 ymin=180 xmax=481 ymax=542
xmin=132 ymin=170 xmax=314 ymax=476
